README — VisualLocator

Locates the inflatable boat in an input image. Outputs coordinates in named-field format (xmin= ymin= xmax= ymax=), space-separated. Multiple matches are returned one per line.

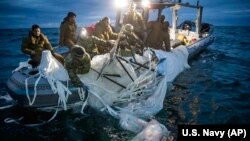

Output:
xmin=5 ymin=1 xmax=214 ymax=140
xmin=6 ymin=0 xmax=214 ymax=111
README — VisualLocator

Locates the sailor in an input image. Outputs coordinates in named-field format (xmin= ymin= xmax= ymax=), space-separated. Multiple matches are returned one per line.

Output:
xmin=77 ymin=28 xmax=115 ymax=58
xmin=123 ymin=2 xmax=146 ymax=41
xmin=21 ymin=24 xmax=64 ymax=68
xmin=92 ymin=17 xmax=118 ymax=53
xmin=93 ymin=17 xmax=118 ymax=40
xmin=183 ymin=22 xmax=192 ymax=31
xmin=119 ymin=24 xmax=144 ymax=56
xmin=59 ymin=12 xmax=77 ymax=49
xmin=161 ymin=20 xmax=171 ymax=51
xmin=145 ymin=15 xmax=171 ymax=52
xmin=65 ymin=45 xmax=91 ymax=87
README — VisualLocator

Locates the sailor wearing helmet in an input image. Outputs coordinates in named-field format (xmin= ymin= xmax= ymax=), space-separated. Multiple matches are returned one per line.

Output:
xmin=123 ymin=2 xmax=146 ymax=40
xmin=65 ymin=45 xmax=91 ymax=87
xmin=119 ymin=24 xmax=144 ymax=56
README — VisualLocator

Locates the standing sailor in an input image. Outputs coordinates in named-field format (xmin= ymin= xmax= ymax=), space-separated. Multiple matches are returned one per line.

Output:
xmin=123 ymin=2 xmax=146 ymax=41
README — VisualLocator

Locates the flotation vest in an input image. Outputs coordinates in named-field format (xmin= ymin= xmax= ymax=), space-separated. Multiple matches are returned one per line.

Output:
xmin=177 ymin=34 xmax=191 ymax=46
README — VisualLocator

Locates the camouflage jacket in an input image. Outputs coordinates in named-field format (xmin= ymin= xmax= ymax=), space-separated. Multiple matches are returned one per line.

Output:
xmin=119 ymin=32 xmax=144 ymax=56
xmin=21 ymin=32 xmax=53 ymax=63
xmin=65 ymin=53 xmax=91 ymax=87
xmin=77 ymin=36 xmax=110 ymax=58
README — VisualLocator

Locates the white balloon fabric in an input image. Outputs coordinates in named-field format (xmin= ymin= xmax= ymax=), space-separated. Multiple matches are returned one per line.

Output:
xmin=38 ymin=50 xmax=69 ymax=81
xmin=38 ymin=51 xmax=71 ymax=110
xmin=78 ymin=46 xmax=189 ymax=137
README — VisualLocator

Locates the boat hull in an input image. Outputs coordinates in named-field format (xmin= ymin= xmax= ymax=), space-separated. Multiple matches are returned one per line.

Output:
xmin=6 ymin=68 xmax=81 ymax=108
xmin=6 ymin=34 xmax=214 ymax=108
xmin=186 ymin=35 xmax=214 ymax=60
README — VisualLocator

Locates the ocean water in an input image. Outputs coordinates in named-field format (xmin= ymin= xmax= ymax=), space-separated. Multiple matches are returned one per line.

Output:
xmin=0 ymin=26 xmax=250 ymax=140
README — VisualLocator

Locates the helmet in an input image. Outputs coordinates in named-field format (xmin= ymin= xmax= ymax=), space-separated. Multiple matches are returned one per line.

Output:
xmin=71 ymin=45 xmax=86 ymax=58
xmin=124 ymin=24 xmax=133 ymax=33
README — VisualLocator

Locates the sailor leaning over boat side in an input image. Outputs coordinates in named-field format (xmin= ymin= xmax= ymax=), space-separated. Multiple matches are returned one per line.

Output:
xmin=118 ymin=24 xmax=144 ymax=57
xmin=21 ymin=24 xmax=64 ymax=68
xmin=64 ymin=45 xmax=91 ymax=87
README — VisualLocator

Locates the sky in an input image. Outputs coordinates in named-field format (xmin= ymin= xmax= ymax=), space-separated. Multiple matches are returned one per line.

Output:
xmin=0 ymin=0 xmax=250 ymax=29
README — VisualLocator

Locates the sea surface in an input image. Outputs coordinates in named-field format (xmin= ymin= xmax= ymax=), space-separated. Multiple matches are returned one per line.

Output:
xmin=0 ymin=26 xmax=250 ymax=141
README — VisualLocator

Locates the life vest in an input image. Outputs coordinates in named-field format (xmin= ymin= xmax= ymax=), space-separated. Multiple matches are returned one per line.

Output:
xmin=177 ymin=34 xmax=191 ymax=46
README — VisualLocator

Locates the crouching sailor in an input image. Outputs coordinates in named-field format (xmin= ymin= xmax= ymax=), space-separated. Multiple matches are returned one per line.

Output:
xmin=65 ymin=45 xmax=91 ymax=87
xmin=119 ymin=24 xmax=144 ymax=56
xmin=21 ymin=24 xmax=64 ymax=68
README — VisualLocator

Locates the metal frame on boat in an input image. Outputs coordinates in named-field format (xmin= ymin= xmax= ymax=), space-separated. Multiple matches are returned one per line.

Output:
xmin=115 ymin=0 xmax=214 ymax=58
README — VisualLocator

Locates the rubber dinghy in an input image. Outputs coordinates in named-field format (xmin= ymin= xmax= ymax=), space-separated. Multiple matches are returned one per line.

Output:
xmin=6 ymin=49 xmax=84 ymax=110
xmin=5 ymin=38 xmax=213 ymax=139
xmin=5 ymin=0 xmax=215 ymax=139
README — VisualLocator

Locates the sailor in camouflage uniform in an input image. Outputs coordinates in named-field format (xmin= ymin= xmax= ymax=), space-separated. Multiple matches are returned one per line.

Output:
xmin=77 ymin=28 xmax=115 ymax=58
xmin=119 ymin=24 xmax=144 ymax=56
xmin=123 ymin=3 xmax=146 ymax=41
xmin=65 ymin=45 xmax=91 ymax=87
xmin=22 ymin=24 xmax=64 ymax=67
